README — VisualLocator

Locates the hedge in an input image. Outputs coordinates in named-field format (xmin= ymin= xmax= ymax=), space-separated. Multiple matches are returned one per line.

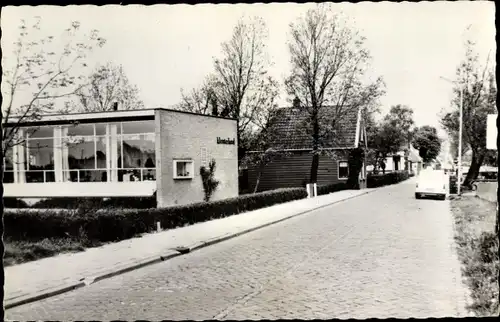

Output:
xmin=317 ymin=182 xmax=348 ymax=196
xmin=367 ymin=171 xmax=410 ymax=188
xmin=4 ymin=187 xmax=307 ymax=243
xmin=2 ymin=198 xmax=30 ymax=209
xmin=28 ymin=195 xmax=157 ymax=209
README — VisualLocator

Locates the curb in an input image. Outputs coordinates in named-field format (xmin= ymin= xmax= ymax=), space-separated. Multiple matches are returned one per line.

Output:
xmin=4 ymin=281 xmax=86 ymax=310
xmin=5 ymin=188 xmax=377 ymax=310
xmin=4 ymin=250 xmax=182 ymax=310
xmin=91 ymin=250 xmax=181 ymax=284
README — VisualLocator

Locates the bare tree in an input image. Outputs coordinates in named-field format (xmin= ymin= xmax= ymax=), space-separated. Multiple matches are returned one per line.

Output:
xmin=176 ymin=75 xmax=220 ymax=115
xmin=239 ymin=78 xmax=291 ymax=192
xmin=176 ymin=16 xmax=276 ymax=161
xmin=1 ymin=17 xmax=106 ymax=155
xmin=72 ymin=62 xmax=145 ymax=112
xmin=285 ymin=4 xmax=385 ymax=184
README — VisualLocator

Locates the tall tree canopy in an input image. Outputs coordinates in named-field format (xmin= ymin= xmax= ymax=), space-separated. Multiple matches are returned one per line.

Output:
xmin=175 ymin=16 xmax=278 ymax=161
xmin=366 ymin=105 xmax=415 ymax=173
xmin=440 ymin=39 xmax=496 ymax=186
xmin=285 ymin=4 xmax=385 ymax=183
xmin=383 ymin=104 xmax=415 ymax=148
xmin=71 ymin=62 xmax=145 ymax=112
xmin=412 ymin=125 xmax=442 ymax=164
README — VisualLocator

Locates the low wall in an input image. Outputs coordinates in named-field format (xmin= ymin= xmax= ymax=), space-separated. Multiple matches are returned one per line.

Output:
xmin=476 ymin=182 xmax=498 ymax=203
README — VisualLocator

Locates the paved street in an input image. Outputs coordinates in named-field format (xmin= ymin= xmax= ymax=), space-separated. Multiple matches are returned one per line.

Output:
xmin=6 ymin=180 xmax=470 ymax=320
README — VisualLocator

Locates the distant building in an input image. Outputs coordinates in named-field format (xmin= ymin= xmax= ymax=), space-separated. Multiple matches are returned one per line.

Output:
xmin=3 ymin=108 xmax=238 ymax=207
xmin=407 ymin=147 xmax=423 ymax=175
xmin=244 ymin=105 xmax=368 ymax=192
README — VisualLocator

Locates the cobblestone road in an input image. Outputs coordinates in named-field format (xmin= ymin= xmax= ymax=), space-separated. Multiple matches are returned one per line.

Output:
xmin=6 ymin=180 xmax=471 ymax=320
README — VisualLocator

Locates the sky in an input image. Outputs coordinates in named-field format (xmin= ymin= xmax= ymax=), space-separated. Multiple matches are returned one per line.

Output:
xmin=1 ymin=2 xmax=496 ymax=140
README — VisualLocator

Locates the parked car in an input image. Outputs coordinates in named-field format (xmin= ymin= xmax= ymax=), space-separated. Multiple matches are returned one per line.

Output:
xmin=415 ymin=169 xmax=449 ymax=200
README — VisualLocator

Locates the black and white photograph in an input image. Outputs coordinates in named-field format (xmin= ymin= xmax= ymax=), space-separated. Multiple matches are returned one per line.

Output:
xmin=0 ymin=1 xmax=498 ymax=320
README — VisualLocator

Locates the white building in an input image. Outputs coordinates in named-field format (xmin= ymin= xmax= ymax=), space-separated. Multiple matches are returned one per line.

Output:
xmin=2 ymin=108 xmax=239 ymax=207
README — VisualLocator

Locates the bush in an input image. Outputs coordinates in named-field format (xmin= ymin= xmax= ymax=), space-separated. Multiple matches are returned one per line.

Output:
xmin=317 ymin=182 xmax=348 ymax=196
xmin=4 ymin=187 xmax=307 ymax=243
xmin=200 ymin=159 xmax=220 ymax=202
xmin=367 ymin=171 xmax=410 ymax=188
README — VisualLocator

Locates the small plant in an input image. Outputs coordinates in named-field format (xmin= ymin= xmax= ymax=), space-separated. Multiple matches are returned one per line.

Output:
xmin=200 ymin=159 xmax=220 ymax=202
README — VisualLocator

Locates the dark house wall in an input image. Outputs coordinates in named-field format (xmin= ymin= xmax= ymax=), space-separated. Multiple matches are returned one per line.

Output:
xmin=247 ymin=150 xmax=350 ymax=192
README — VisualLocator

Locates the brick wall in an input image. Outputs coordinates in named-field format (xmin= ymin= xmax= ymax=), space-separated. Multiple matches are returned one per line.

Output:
xmin=155 ymin=110 xmax=238 ymax=207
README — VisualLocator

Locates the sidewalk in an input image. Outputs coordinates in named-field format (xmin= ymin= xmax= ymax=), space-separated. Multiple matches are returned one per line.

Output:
xmin=4 ymin=188 xmax=376 ymax=309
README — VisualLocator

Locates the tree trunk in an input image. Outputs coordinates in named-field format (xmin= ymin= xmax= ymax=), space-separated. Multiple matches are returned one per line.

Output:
xmin=253 ymin=167 xmax=263 ymax=194
xmin=309 ymin=115 xmax=320 ymax=184
xmin=309 ymin=153 xmax=319 ymax=184
xmin=463 ymin=150 xmax=485 ymax=188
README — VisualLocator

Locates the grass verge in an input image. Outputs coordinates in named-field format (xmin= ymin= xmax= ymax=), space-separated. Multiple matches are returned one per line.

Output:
xmin=4 ymin=238 xmax=103 ymax=267
xmin=450 ymin=196 xmax=499 ymax=317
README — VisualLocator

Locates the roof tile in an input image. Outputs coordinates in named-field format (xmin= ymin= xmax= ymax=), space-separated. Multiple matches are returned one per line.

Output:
xmin=266 ymin=106 xmax=360 ymax=150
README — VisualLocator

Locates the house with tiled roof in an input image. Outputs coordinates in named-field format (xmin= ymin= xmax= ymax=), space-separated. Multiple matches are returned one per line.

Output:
xmin=243 ymin=103 xmax=368 ymax=192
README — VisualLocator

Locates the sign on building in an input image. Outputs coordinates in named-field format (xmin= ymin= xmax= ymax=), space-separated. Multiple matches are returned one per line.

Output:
xmin=486 ymin=114 xmax=497 ymax=150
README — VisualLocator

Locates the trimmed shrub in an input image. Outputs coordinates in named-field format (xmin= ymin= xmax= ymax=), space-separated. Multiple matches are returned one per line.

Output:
xmin=367 ymin=171 xmax=410 ymax=188
xmin=29 ymin=195 xmax=157 ymax=209
xmin=4 ymin=187 xmax=307 ymax=243
xmin=317 ymin=182 xmax=348 ymax=196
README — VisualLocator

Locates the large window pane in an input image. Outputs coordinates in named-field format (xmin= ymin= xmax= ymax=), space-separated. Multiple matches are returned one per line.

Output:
xmin=29 ymin=126 xmax=54 ymax=138
xmin=121 ymin=133 xmax=155 ymax=169
xmin=28 ymin=139 xmax=54 ymax=170
xmin=95 ymin=122 xmax=122 ymax=136
xmin=122 ymin=120 xmax=154 ymax=134
xmin=4 ymin=146 xmax=14 ymax=171
xmin=66 ymin=136 xmax=96 ymax=170
xmin=3 ymin=146 xmax=14 ymax=183
xmin=78 ymin=169 xmax=108 ymax=182
xmin=27 ymin=138 xmax=54 ymax=183
xmin=119 ymin=133 xmax=155 ymax=182
xmin=66 ymin=123 xmax=95 ymax=136
xmin=95 ymin=136 xmax=107 ymax=169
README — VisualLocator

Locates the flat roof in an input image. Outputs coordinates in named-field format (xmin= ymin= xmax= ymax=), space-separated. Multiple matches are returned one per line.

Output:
xmin=3 ymin=107 xmax=237 ymax=127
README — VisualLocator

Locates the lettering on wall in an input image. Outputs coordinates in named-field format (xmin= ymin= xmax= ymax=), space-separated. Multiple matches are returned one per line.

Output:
xmin=216 ymin=137 xmax=235 ymax=145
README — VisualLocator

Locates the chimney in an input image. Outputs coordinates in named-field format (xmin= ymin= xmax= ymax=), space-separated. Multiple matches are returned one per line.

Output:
xmin=292 ymin=97 xmax=301 ymax=109
xmin=113 ymin=102 xmax=119 ymax=111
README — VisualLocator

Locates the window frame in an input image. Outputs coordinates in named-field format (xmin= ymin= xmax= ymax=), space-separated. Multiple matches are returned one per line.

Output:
xmin=173 ymin=159 xmax=194 ymax=180
xmin=338 ymin=160 xmax=349 ymax=180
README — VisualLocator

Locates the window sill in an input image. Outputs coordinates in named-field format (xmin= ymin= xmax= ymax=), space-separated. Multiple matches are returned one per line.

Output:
xmin=173 ymin=177 xmax=193 ymax=180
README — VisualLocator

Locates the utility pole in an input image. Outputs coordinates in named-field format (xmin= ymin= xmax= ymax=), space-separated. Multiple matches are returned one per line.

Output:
xmin=457 ymin=86 xmax=463 ymax=196
xmin=440 ymin=76 xmax=464 ymax=196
